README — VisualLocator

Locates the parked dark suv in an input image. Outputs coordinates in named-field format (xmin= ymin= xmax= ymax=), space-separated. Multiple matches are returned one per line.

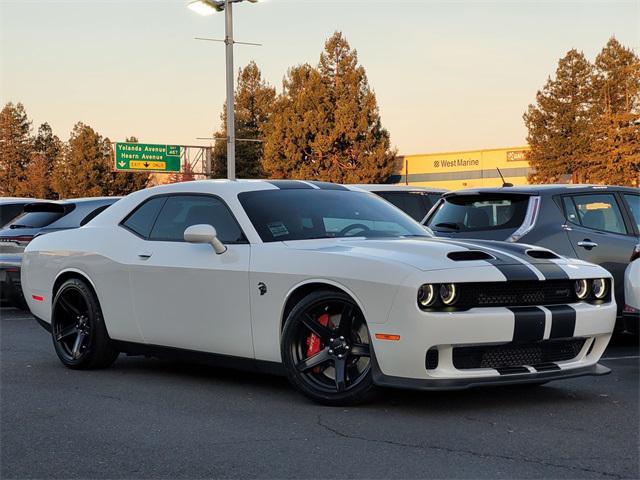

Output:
xmin=424 ymin=185 xmax=640 ymax=330
xmin=0 ymin=197 xmax=120 ymax=308
xmin=352 ymin=185 xmax=447 ymax=222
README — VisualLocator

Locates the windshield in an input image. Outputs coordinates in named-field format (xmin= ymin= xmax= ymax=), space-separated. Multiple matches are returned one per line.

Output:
xmin=239 ymin=189 xmax=430 ymax=242
xmin=427 ymin=194 xmax=530 ymax=232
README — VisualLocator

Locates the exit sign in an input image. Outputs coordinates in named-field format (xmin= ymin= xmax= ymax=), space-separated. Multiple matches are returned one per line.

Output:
xmin=115 ymin=143 xmax=181 ymax=172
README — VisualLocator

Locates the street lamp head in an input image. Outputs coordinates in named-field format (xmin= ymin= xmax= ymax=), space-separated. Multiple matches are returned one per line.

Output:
xmin=187 ymin=0 xmax=224 ymax=15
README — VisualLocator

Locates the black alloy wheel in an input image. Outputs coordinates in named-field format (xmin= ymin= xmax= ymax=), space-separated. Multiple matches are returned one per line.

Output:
xmin=281 ymin=290 xmax=376 ymax=405
xmin=51 ymin=278 xmax=119 ymax=369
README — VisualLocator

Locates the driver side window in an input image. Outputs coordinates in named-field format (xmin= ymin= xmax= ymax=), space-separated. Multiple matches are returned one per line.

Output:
xmin=149 ymin=195 xmax=246 ymax=243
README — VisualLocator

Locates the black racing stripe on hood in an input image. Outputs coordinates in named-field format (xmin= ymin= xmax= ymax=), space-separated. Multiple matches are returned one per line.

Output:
xmin=464 ymin=240 xmax=570 ymax=280
xmin=265 ymin=180 xmax=314 ymax=190
xmin=435 ymin=239 xmax=539 ymax=281
xmin=533 ymin=263 xmax=570 ymax=280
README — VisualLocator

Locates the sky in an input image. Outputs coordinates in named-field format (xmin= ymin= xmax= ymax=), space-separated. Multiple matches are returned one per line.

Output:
xmin=1 ymin=0 xmax=638 ymax=155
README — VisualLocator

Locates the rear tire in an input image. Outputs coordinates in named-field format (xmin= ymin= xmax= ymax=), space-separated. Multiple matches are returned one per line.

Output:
xmin=281 ymin=290 xmax=377 ymax=406
xmin=51 ymin=278 xmax=119 ymax=370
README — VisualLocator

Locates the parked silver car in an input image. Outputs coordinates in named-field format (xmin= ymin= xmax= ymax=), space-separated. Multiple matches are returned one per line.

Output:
xmin=0 ymin=197 xmax=120 ymax=308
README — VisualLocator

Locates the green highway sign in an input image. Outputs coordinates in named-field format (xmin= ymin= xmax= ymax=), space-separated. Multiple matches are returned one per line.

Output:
xmin=114 ymin=143 xmax=181 ymax=172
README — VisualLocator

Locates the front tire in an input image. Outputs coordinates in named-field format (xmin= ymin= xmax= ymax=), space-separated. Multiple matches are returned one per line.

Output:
xmin=51 ymin=278 xmax=119 ymax=370
xmin=281 ymin=290 xmax=376 ymax=405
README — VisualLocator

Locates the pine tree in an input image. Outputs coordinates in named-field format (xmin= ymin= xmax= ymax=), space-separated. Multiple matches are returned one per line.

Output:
xmin=262 ymin=32 xmax=396 ymax=183
xmin=524 ymin=50 xmax=594 ymax=183
xmin=107 ymin=136 xmax=150 ymax=196
xmin=23 ymin=123 xmax=61 ymax=199
xmin=0 ymin=102 xmax=32 ymax=196
xmin=212 ymin=61 xmax=276 ymax=178
xmin=52 ymin=122 xmax=111 ymax=198
xmin=587 ymin=38 xmax=640 ymax=186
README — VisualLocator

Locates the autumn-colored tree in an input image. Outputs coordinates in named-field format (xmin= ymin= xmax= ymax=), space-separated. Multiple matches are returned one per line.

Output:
xmin=107 ymin=136 xmax=150 ymax=195
xmin=587 ymin=39 xmax=640 ymax=186
xmin=212 ymin=61 xmax=276 ymax=178
xmin=0 ymin=102 xmax=32 ymax=196
xmin=23 ymin=123 xmax=61 ymax=199
xmin=262 ymin=32 xmax=396 ymax=183
xmin=524 ymin=50 xmax=595 ymax=183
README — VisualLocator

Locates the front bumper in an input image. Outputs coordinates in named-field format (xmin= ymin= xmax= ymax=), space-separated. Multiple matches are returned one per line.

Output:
xmin=372 ymin=360 xmax=610 ymax=390
xmin=367 ymin=272 xmax=617 ymax=388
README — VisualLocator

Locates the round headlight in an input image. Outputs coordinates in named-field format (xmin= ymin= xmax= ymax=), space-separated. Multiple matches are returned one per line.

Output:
xmin=418 ymin=284 xmax=436 ymax=308
xmin=440 ymin=283 xmax=458 ymax=305
xmin=575 ymin=279 xmax=589 ymax=300
xmin=593 ymin=278 xmax=607 ymax=299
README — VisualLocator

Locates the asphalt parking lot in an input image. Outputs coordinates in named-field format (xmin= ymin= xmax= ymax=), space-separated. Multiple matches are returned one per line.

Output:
xmin=1 ymin=307 xmax=638 ymax=479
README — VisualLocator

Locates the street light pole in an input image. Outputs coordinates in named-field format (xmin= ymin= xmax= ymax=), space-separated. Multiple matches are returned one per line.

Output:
xmin=224 ymin=0 xmax=236 ymax=180
xmin=189 ymin=0 xmax=262 ymax=180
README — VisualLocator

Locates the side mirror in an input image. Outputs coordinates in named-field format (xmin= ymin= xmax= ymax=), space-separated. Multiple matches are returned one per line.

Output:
xmin=184 ymin=224 xmax=227 ymax=254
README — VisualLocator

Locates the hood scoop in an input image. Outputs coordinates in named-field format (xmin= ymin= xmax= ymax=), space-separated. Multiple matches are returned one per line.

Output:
xmin=447 ymin=251 xmax=495 ymax=261
xmin=527 ymin=249 xmax=559 ymax=260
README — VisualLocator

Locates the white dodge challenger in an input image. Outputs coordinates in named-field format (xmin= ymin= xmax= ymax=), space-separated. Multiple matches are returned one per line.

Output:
xmin=22 ymin=180 xmax=616 ymax=404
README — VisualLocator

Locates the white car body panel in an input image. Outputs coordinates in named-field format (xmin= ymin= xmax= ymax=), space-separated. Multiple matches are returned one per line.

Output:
xmin=624 ymin=258 xmax=639 ymax=311
xmin=22 ymin=180 xmax=617 ymax=389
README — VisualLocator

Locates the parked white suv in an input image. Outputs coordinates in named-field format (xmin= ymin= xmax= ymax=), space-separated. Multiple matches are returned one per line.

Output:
xmin=623 ymin=243 xmax=640 ymax=335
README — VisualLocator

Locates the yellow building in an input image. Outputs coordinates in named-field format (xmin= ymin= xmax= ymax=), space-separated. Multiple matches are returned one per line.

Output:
xmin=392 ymin=146 xmax=531 ymax=190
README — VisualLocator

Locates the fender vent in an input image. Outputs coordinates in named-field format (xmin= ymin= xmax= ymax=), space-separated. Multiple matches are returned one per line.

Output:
xmin=527 ymin=250 xmax=559 ymax=260
xmin=447 ymin=251 xmax=494 ymax=261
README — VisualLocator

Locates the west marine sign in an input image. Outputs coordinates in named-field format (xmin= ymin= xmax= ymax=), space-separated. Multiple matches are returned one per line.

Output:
xmin=391 ymin=146 xmax=531 ymax=189
xmin=434 ymin=158 xmax=480 ymax=168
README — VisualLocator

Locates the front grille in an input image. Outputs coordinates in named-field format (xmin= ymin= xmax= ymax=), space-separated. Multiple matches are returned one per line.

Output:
xmin=453 ymin=339 xmax=586 ymax=370
xmin=456 ymin=280 xmax=577 ymax=308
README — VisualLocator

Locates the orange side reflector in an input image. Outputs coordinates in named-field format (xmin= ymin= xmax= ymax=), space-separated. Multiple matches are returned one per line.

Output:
xmin=375 ymin=333 xmax=401 ymax=341
xmin=32 ymin=295 xmax=44 ymax=302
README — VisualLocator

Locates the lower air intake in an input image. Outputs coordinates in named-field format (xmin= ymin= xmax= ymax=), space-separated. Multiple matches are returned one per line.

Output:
xmin=452 ymin=339 xmax=586 ymax=370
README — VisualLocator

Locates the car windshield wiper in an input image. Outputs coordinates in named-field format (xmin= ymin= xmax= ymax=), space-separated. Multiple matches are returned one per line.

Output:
xmin=433 ymin=222 xmax=460 ymax=231
xmin=9 ymin=224 xmax=34 ymax=229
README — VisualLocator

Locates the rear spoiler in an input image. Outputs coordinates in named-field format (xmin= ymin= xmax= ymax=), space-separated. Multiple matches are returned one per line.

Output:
xmin=442 ymin=190 xmax=537 ymax=198
xmin=23 ymin=202 xmax=75 ymax=215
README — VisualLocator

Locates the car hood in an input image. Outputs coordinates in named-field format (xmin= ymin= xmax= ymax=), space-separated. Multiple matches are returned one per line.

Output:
xmin=282 ymin=237 xmax=579 ymax=273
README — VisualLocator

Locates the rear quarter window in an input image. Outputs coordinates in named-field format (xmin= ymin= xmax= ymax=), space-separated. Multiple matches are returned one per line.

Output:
xmin=623 ymin=194 xmax=639 ymax=232
xmin=121 ymin=197 xmax=167 ymax=238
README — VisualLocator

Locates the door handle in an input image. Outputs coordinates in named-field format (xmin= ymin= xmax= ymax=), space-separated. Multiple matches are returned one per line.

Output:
xmin=137 ymin=251 xmax=153 ymax=260
xmin=577 ymin=240 xmax=598 ymax=250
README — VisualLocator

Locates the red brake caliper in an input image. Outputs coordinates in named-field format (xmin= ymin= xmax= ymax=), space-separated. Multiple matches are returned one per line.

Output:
xmin=306 ymin=313 xmax=331 ymax=373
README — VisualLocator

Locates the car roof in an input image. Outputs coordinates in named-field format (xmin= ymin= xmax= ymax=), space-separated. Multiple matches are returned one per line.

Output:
xmin=0 ymin=197 xmax=47 ymax=204
xmin=24 ymin=197 xmax=121 ymax=206
xmin=134 ymin=179 xmax=388 ymax=196
xmin=349 ymin=184 xmax=448 ymax=193
xmin=443 ymin=184 xmax=639 ymax=197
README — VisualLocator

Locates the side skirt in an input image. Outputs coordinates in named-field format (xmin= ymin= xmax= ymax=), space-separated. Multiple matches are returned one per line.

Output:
xmin=110 ymin=340 xmax=285 ymax=376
